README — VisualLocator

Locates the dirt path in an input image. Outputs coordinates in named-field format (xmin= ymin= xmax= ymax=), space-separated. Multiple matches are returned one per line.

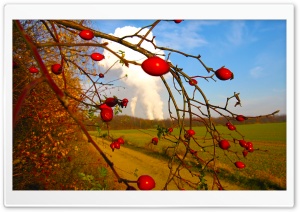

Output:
xmin=91 ymin=136 xmax=244 ymax=190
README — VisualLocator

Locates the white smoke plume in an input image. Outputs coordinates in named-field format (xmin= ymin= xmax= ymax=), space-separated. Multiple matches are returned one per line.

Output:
xmin=130 ymin=96 xmax=138 ymax=117
xmin=100 ymin=26 xmax=167 ymax=120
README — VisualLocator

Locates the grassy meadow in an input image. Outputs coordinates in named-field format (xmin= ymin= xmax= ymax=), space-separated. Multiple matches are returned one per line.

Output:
xmin=90 ymin=122 xmax=286 ymax=190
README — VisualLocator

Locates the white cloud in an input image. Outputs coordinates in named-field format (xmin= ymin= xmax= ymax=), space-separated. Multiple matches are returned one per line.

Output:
xmin=250 ymin=66 xmax=264 ymax=78
xmin=100 ymin=26 xmax=168 ymax=120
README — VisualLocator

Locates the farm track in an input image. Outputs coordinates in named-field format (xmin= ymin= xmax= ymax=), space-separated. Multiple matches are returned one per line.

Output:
xmin=89 ymin=135 xmax=245 ymax=190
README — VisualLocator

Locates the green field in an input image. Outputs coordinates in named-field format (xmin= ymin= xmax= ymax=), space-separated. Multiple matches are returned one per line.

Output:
xmin=90 ymin=122 xmax=286 ymax=190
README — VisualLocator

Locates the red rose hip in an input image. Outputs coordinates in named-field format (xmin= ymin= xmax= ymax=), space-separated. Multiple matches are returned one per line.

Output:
xmin=114 ymin=142 xmax=120 ymax=149
xmin=186 ymin=129 xmax=195 ymax=136
xmin=215 ymin=67 xmax=234 ymax=80
xmin=101 ymin=108 xmax=113 ymax=122
xmin=228 ymin=124 xmax=236 ymax=131
xmin=91 ymin=53 xmax=105 ymax=61
xmin=29 ymin=66 xmax=39 ymax=73
xmin=121 ymin=98 xmax=129 ymax=108
xmin=226 ymin=122 xmax=232 ymax=127
xmin=152 ymin=137 xmax=158 ymax=145
xmin=189 ymin=79 xmax=197 ymax=86
xmin=246 ymin=142 xmax=253 ymax=148
xmin=110 ymin=142 xmax=116 ymax=150
xmin=235 ymin=161 xmax=246 ymax=169
xmin=219 ymin=140 xmax=231 ymax=150
xmin=105 ymin=97 xmax=118 ymax=107
xmin=247 ymin=146 xmax=254 ymax=153
xmin=141 ymin=56 xmax=170 ymax=76
xmin=239 ymin=140 xmax=248 ymax=148
xmin=137 ymin=175 xmax=155 ymax=190
xmin=51 ymin=64 xmax=62 ymax=75
xmin=236 ymin=115 xmax=246 ymax=122
xmin=79 ymin=29 xmax=94 ymax=40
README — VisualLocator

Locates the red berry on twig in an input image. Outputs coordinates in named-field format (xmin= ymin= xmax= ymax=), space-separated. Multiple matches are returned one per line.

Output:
xmin=137 ymin=175 xmax=155 ymax=190
xmin=29 ymin=66 xmax=39 ymax=73
xmin=141 ymin=56 xmax=170 ymax=76
xmin=152 ymin=137 xmax=158 ymax=145
xmin=236 ymin=115 xmax=246 ymax=122
xmin=189 ymin=79 xmax=197 ymax=86
xmin=51 ymin=64 xmax=62 ymax=75
xmin=79 ymin=29 xmax=94 ymax=40
xmin=219 ymin=140 xmax=231 ymax=150
xmin=215 ymin=67 xmax=233 ymax=80
xmin=235 ymin=161 xmax=246 ymax=169
xmin=91 ymin=53 xmax=105 ymax=61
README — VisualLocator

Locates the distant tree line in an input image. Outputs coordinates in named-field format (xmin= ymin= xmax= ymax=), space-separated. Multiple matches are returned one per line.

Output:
xmin=84 ymin=114 xmax=286 ymax=131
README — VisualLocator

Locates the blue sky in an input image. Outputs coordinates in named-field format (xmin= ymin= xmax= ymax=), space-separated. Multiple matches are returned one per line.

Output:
xmin=92 ymin=20 xmax=286 ymax=118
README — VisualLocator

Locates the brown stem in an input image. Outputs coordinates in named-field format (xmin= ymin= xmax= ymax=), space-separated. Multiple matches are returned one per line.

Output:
xmin=137 ymin=20 xmax=160 ymax=47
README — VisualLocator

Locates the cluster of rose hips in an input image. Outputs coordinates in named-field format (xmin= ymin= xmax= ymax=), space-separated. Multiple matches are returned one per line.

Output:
xmin=239 ymin=139 xmax=254 ymax=157
xmin=218 ymin=114 xmax=253 ymax=169
xmin=110 ymin=137 xmax=125 ymax=151
xmin=218 ymin=139 xmax=247 ymax=169
xmin=104 ymin=97 xmax=129 ymax=108
xmin=99 ymin=97 xmax=129 ymax=122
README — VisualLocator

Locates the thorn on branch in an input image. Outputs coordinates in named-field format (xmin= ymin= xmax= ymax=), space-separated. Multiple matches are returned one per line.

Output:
xmin=206 ymin=67 xmax=213 ymax=73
